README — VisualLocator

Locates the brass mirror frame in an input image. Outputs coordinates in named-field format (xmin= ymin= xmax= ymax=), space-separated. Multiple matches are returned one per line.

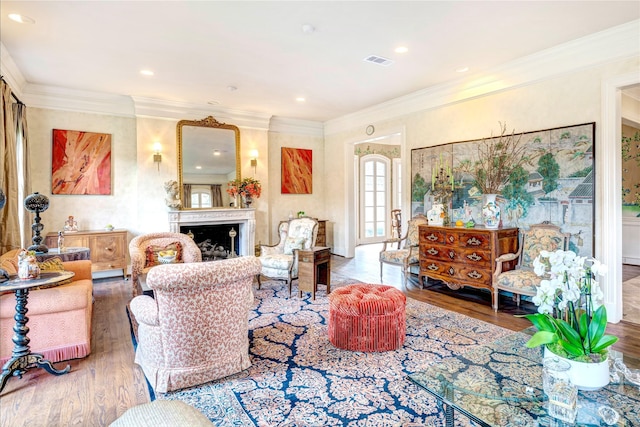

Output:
xmin=176 ymin=115 xmax=241 ymax=210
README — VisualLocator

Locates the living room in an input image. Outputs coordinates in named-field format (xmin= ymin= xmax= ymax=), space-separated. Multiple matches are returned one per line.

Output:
xmin=1 ymin=2 xmax=640 ymax=426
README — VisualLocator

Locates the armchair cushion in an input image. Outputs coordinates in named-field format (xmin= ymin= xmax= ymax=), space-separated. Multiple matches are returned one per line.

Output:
xmin=145 ymin=242 xmax=183 ymax=268
xmin=283 ymin=236 xmax=306 ymax=255
xmin=494 ymin=269 xmax=539 ymax=293
xmin=379 ymin=248 xmax=419 ymax=265
xmin=39 ymin=256 xmax=66 ymax=271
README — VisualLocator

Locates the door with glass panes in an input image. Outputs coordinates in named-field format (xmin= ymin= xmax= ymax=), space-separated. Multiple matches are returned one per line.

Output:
xmin=359 ymin=155 xmax=390 ymax=244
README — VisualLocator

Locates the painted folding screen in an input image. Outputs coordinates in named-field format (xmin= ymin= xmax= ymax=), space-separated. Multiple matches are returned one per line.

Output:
xmin=410 ymin=123 xmax=596 ymax=257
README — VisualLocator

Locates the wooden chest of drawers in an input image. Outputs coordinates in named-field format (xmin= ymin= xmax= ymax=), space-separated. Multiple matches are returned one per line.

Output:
xmin=418 ymin=225 xmax=518 ymax=307
xmin=45 ymin=229 xmax=127 ymax=276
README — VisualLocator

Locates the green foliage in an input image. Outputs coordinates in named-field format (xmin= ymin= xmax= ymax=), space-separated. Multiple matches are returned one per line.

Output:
xmin=412 ymin=173 xmax=428 ymax=202
xmin=521 ymin=305 xmax=617 ymax=363
xmin=501 ymin=165 xmax=534 ymax=218
xmin=568 ymin=165 xmax=593 ymax=178
xmin=537 ymin=152 xmax=560 ymax=194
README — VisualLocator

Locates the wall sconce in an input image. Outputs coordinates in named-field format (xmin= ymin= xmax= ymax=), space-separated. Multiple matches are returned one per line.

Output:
xmin=153 ymin=142 xmax=162 ymax=171
xmin=250 ymin=149 xmax=259 ymax=173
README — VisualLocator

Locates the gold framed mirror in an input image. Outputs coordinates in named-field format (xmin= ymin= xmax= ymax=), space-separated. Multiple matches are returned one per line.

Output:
xmin=177 ymin=116 xmax=241 ymax=209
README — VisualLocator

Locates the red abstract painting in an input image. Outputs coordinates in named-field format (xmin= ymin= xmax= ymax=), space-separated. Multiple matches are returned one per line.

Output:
xmin=52 ymin=129 xmax=112 ymax=195
xmin=281 ymin=147 xmax=312 ymax=194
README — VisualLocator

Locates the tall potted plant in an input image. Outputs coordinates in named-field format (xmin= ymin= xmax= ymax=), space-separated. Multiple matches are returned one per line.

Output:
xmin=521 ymin=249 xmax=617 ymax=390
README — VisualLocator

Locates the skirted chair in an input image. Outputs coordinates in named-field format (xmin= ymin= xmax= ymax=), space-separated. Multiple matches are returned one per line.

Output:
xmin=257 ymin=217 xmax=319 ymax=295
xmin=379 ymin=214 xmax=428 ymax=286
xmin=0 ymin=249 xmax=93 ymax=365
xmin=129 ymin=256 xmax=262 ymax=393
xmin=493 ymin=222 xmax=570 ymax=312
xmin=129 ymin=232 xmax=202 ymax=297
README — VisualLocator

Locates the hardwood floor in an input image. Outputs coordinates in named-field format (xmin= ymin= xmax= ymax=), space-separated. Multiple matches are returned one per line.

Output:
xmin=1 ymin=246 xmax=638 ymax=427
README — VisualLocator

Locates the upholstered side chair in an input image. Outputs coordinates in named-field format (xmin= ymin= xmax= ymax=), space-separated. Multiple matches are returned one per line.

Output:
xmin=129 ymin=256 xmax=261 ymax=393
xmin=379 ymin=214 xmax=428 ymax=287
xmin=257 ymin=217 xmax=319 ymax=295
xmin=129 ymin=232 xmax=202 ymax=297
xmin=493 ymin=222 xmax=570 ymax=312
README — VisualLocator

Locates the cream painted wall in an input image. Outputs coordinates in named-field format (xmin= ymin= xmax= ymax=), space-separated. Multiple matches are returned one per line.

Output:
xmin=27 ymin=107 xmax=137 ymax=237
xmin=266 ymin=131 xmax=326 ymax=246
xmin=324 ymin=56 xmax=640 ymax=258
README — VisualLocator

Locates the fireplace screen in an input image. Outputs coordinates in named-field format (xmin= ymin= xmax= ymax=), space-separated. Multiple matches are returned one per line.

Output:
xmin=181 ymin=224 xmax=240 ymax=260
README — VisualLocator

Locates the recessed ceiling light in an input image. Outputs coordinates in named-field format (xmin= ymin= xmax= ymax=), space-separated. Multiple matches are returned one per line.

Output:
xmin=207 ymin=100 xmax=220 ymax=105
xmin=395 ymin=46 xmax=408 ymax=54
xmin=296 ymin=97 xmax=306 ymax=102
xmin=456 ymin=67 xmax=469 ymax=73
xmin=301 ymin=24 xmax=315 ymax=34
xmin=8 ymin=14 xmax=35 ymax=24
xmin=213 ymin=150 xmax=221 ymax=156
xmin=195 ymin=166 xmax=202 ymax=170
xmin=140 ymin=69 xmax=154 ymax=76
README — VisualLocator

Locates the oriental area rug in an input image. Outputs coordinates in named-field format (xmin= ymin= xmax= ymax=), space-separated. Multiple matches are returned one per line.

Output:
xmin=153 ymin=276 xmax=512 ymax=426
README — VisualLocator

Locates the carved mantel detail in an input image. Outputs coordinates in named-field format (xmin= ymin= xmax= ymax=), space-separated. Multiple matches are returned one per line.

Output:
xmin=168 ymin=208 xmax=256 ymax=256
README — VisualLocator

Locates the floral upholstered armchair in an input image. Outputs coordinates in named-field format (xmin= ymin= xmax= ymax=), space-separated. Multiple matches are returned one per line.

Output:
xmin=129 ymin=232 xmax=202 ymax=297
xmin=379 ymin=214 xmax=428 ymax=287
xmin=129 ymin=256 xmax=262 ymax=393
xmin=257 ymin=217 xmax=318 ymax=295
xmin=492 ymin=222 xmax=570 ymax=312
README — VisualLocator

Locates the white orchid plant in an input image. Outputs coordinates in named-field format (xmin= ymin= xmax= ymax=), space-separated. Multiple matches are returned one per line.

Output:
xmin=522 ymin=249 xmax=618 ymax=363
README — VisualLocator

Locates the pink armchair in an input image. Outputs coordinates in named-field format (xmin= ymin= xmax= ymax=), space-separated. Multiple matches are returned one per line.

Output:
xmin=129 ymin=232 xmax=202 ymax=297
xmin=0 ymin=249 xmax=93 ymax=365
xmin=129 ymin=256 xmax=262 ymax=393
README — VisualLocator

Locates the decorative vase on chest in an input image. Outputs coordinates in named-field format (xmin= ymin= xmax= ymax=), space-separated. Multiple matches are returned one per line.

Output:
xmin=481 ymin=194 xmax=501 ymax=229
xmin=543 ymin=347 xmax=610 ymax=391
xmin=426 ymin=203 xmax=445 ymax=226
xmin=243 ymin=195 xmax=253 ymax=208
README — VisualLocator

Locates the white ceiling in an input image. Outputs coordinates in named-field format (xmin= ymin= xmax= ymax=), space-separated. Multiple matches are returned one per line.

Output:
xmin=1 ymin=1 xmax=639 ymax=123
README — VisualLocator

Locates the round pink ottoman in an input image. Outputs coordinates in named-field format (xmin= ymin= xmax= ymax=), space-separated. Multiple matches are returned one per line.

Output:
xmin=328 ymin=284 xmax=406 ymax=352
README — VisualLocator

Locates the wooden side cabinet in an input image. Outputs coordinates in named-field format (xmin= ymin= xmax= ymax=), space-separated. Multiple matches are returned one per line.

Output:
xmin=315 ymin=220 xmax=327 ymax=247
xmin=418 ymin=225 xmax=518 ymax=307
xmin=297 ymin=246 xmax=331 ymax=300
xmin=45 ymin=229 xmax=127 ymax=276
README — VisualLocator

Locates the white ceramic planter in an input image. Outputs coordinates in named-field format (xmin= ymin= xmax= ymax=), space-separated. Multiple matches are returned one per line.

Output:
xmin=544 ymin=347 xmax=610 ymax=391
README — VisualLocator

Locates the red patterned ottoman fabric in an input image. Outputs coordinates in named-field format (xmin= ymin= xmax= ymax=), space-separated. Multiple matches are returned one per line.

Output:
xmin=328 ymin=284 xmax=406 ymax=352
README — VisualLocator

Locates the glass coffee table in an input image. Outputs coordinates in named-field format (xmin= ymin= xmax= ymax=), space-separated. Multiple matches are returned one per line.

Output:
xmin=409 ymin=332 xmax=640 ymax=426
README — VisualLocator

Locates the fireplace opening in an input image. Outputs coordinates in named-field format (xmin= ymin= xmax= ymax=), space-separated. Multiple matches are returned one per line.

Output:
xmin=180 ymin=223 xmax=240 ymax=261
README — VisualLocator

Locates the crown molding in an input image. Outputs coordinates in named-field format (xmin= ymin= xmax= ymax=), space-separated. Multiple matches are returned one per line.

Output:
xmin=324 ymin=19 xmax=640 ymax=135
xmin=0 ymin=42 xmax=27 ymax=97
xmin=130 ymin=96 xmax=272 ymax=130
xmin=21 ymin=83 xmax=135 ymax=117
xmin=269 ymin=116 xmax=324 ymax=137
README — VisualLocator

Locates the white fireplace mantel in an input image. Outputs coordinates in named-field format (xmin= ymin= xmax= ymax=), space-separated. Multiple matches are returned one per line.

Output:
xmin=168 ymin=208 xmax=255 ymax=256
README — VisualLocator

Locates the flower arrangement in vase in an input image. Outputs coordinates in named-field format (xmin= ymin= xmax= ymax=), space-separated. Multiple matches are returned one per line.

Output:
xmin=227 ymin=177 xmax=262 ymax=207
xmin=521 ymin=249 xmax=617 ymax=390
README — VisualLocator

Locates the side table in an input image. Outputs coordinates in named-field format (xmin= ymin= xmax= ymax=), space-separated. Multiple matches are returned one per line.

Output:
xmin=298 ymin=246 xmax=331 ymax=300
xmin=0 ymin=271 xmax=75 ymax=393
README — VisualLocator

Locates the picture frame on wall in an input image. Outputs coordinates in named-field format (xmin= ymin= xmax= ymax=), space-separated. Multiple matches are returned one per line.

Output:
xmin=410 ymin=122 xmax=596 ymax=257
xmin=51 ymin=129 xmax=112 ymax=195
xmin=281 ymin=147 xmax=312 ymax=194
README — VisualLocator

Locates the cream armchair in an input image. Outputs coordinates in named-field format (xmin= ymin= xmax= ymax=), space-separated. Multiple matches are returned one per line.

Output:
xmin=493 ymin=222 xmax=570 ymax=312
xmin=257 ymin=217 xmax=319 ymax=295
xmin=379 ymin=214 xmax=428 ymax=287
xmin=129 ymin=256 xmax=262 ymax=393
xmin=129 ymin=232 xmax=202 ymax=297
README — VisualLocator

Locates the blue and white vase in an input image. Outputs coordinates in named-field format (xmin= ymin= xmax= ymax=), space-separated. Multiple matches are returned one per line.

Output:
xmin=482 ymin=194 xmax=501 ymax=229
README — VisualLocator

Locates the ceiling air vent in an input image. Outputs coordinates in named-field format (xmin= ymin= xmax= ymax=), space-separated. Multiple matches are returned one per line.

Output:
xmin=363 ymin=55 xmax=394 ymax=66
